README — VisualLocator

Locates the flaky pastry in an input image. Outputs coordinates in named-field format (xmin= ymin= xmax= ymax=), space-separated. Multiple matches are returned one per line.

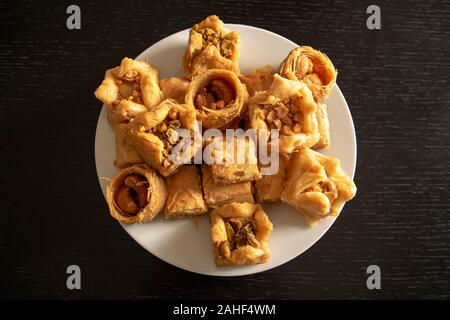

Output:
xmin=94 ymin=57 xmax=163 ymax=111
xmin=239 ymin=66 xmax=275 ymax=96
xmin=248 ymin=74 xmax=319 ymax=153
xmin=107 ymin=164 xmax=167 ymax=224
xmin=201 ymin=165 xmax=254 ymax=208
xmin=280 ymin=46 xmax=337 ymax=103
xmin=183 ymin=15 xmax=240 ymax=78
xmin=129 ymin=99 xmax=201 ymax=177
xmin=210 ymin=202 xmax=273 ymax=266
xmin=185 ymin=69 xmax=249 ymax=129
xmin=164 ymin=165 xmax=207 ymax=218
xmin=159 ymin=77 xmax=190 ymax=103
xmin=281 ymin=148 xmax=356 ymax=225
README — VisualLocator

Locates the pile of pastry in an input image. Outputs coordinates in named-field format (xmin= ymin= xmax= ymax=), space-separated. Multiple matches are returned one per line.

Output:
xmin=94 ymin=16 xmax=357 ymax=267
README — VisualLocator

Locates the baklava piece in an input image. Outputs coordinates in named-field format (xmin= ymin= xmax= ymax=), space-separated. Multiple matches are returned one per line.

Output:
xmin=210 ymin=202 xmax=273 ymax=266
xmin=248 ymin=74 xmax=319 ymax=153
xmin=94 ymin=57 xmax=163 ymax=111
xmin=107 ymin=164 xmax=167 ymax=224
xmin=164 ymin=165 xmax=207 ymax=218
xmin=183 ymin=15 xmax=240 ymax=78
xmin=281 ymin=148 xmax=356 ymax=225
xmin=185 ymin=69 xmax=248 ymax=129
xmin=201 ymin=165 xmax=254 ymax=208
xmin=280 ymin=46 xmax=337 ymax=103
xmin=130 ymin=99 xmax=201 ymax=177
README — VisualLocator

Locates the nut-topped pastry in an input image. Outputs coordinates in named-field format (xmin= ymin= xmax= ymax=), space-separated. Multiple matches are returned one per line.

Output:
xmin=129 ymin=99 xmax=201 ymax=177
xmin=248 ymin=74 xmax=320 ymax=153
xmin=210 ymin=202 xmax=273 ymax=266
xmin=185 ymin=69 xmax=249 ymax=129
xmin=183 ymin=15 xmax=240 ymax=78
xmin=94 ymin=57 xmax=163 ymax=111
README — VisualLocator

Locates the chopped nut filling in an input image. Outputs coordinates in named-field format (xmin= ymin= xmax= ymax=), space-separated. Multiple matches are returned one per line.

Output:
xmin=260 ymin=96 xmax=304 ymax=134
xmin=151 ymin=108 xmax=182 ymax=167
xmin=115 ymin=174 xmax=149 ymax=216
xmin=219 ymin=216 xmax=259 ymax=258
xmin=194 ymin=79 xmax=235 ymax=110
xmin=192 ymin=25 xmax=233 ymax=58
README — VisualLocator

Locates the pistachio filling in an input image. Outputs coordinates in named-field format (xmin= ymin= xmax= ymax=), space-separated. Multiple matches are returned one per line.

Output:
xmin=115 ymin=174 xmax=149 ymax=216
xmin=219 ymin=217 xmax=259 ymax=259
xmin=194 ymin=79 xmax=235 ymax=110
xmin=295 ymin=56 xmax=323 ymax=86
xmin=192 ymin=25 xmax=233 ymax=58
xmin=259 ymin=95 xmax=304 ymax=135
xmin=304 ymin=180 xmax=338 ymax=204
xmin=151 ymin=108 xmax=182 ymax=168
xmin=115 ymin=70 xmax=143 ymax=105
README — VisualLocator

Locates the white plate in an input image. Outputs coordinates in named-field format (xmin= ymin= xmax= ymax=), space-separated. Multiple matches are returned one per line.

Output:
xmin=95 ymin=24 xmax=357 ymax=276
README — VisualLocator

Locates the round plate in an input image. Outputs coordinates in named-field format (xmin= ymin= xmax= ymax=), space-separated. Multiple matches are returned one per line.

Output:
xmin=95 ymin=24 xmax=357 ymax=276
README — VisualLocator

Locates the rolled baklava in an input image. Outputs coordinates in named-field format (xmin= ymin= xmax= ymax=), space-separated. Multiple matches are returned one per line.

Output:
xmin=107 ymin=164 xmax=167 ymax=224
xmin=210 ymin=202 xmax=273 ymax=266
xmin=185 ymin=69 xmax=248 ymax=129
xmin=183 ymin=15 xmax=240 ymax=78
xmin=279 ymin=46 xmax=337 ymax=103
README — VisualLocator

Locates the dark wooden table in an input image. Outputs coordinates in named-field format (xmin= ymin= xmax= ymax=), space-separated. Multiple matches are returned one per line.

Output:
xmin=1 ymin=0 xmax=449 ymax=299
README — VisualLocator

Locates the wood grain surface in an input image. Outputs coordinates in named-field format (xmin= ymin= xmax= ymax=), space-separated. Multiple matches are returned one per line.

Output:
xmin=0 ymin=0 xmax=449 ymax=299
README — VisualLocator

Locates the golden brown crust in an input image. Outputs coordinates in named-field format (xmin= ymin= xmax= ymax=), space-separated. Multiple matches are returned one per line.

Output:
xmin=159 ymin=77 xmax=190 ymax=103
xmin=206 ymin=136 xmax=261 ymax=185
xmin=281 ymin=148 xmax=356 ymax=225
xmin=185 ymin=69 xmax=249 ymax=129
xmin=239 ymin=66 xmax=275 ymax=96
xmin=201 ymin=165 xmax=254 ymax=208
xmin=114 ymin=123 xmax=142 ymax=168
xmin=183 ymin=15 xmax=240 ymax=78
xmin=109 ymin=100 xmax=148 ymax=125
xmin=164 ymin=165 xmax=207 ymax=218
xmin=210 ymin=202 xmax=273 ymax=266
xmin=313 ymin=103 xmax=330 ymax=149
xmin=279 ymin=46 xmax=337 ymax=102
xmin=94 ymin=57 xmax=163 ymax=111
xmin=248 ymin=74 xmax=319 ymax=153
xmin=129 ymin=99 xmax=201 ymax=177
xmin=255 ymin=153 xmax=289 ymax=202
xmin=106 ymin=164 xmax=167 ymax=224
